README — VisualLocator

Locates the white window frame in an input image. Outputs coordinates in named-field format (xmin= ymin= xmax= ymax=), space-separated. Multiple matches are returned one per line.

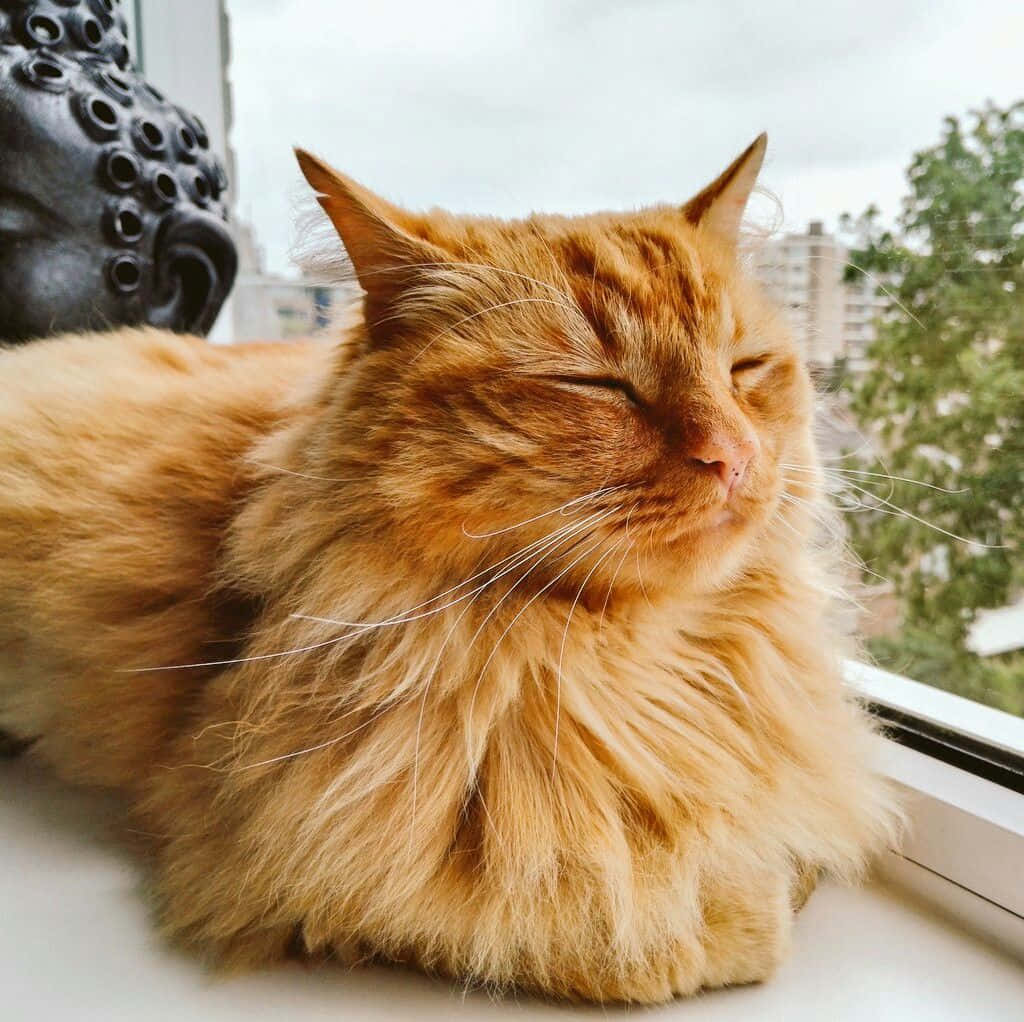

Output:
xmin=846 ymin=662 xmax=1024 ymax=958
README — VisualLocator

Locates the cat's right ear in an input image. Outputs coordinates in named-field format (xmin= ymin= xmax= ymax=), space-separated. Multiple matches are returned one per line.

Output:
xmin=294 ymin=149 xmax=446 ymax=332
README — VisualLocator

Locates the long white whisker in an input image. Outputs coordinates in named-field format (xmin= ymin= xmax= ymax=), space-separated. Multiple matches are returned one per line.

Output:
xmin=780 ymin=486 xmax=874 ymax=517
xmin=553 ymin=536 xmax=625 ymax=779
xmin=222 ymin=517 xmax=609 ymax=787
xmin=233 ymin=702 xmax=394 ymax=772
xmin=461 ymin=507 xmax=622 ymax=749
xmin=250 ymin=463 xmax=360 ymax=484
xmin=774 ymin=495 xmax=891 ymax=584
xmin=837 ymin=478 xmax=1006 ymax=549
xmin=623 ymin=502 xmax=639 ymax=543
xmin=367 ymin=498 xmax=610 ymax=615
xmin=462 ymin=485 xmax=625 ymax=539
xmin=124 ymin=509 xmax=609 ymax=673
xmin=635 ymin=546 xmax=654 ymax=609
xmin=598 ymin=538 xmax=635 ymax=634
xmin=780 ymin=462 xmax=968 ymax=495
xmin=466 ymin=526 xmax=619 ymax=758
xmin=842 ymin=257 xmax=925 ymax=331
xmin=293 ymin=508 xmax=613 ymax=632
xmin=408 ymin=508 xmax=616 ymax=852
xmin=782 ymin=252 xmax=925 ymax=331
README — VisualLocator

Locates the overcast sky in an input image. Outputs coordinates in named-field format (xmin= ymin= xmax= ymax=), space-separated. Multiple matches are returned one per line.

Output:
xmin=225 ymin=0 xmax=1024 ymax=277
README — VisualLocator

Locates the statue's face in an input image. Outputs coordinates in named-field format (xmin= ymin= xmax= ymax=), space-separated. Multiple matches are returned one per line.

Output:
xmin=0 ymin=34 xmax=236 ymax=344
xmin=0 ymin=75 xmax=134 ymax=342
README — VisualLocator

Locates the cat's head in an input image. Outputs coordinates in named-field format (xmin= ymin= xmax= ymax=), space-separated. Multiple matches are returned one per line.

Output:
xmin=295 ymin=137 xmax=817 ymax=600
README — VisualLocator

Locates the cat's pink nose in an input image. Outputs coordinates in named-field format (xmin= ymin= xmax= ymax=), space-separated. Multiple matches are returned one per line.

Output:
xmin=691 ymin=430 xmax=758 ymax=497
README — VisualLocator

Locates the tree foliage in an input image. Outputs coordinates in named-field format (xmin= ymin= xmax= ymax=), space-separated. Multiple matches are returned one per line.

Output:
xmin=840 ymin=100 xmax=1024 ymax=715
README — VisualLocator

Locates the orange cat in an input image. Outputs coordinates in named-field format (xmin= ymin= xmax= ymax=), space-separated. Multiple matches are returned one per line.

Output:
xmin=0 ymin=136 xmax=899 ymax=1002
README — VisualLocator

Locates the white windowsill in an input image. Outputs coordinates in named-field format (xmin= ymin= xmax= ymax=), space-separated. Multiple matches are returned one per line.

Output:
xmin=2 ymin=758 xmax=1022 ymax=1021
xmin=844 ymin=660 xmax=1024 ymax=956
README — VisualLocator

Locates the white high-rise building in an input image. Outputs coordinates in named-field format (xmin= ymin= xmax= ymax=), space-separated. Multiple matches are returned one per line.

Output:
xmin=232 ymin=219 xmax=356 ymax=342
xmin=754 ymin=221 xmax=886 ymax=370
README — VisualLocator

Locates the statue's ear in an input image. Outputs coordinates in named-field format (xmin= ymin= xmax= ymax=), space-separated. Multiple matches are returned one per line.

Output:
xmin=148 ymin=210 xmax=238 ymax=336
xmin=682 ymin=133 xmax=767 ymax=245
xmin=295 ymin=149 xmax=447 ymax=333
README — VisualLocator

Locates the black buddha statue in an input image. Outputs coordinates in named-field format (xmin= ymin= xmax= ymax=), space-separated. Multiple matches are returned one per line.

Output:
xmin=0 ymin=0 xmax=237 ymax=343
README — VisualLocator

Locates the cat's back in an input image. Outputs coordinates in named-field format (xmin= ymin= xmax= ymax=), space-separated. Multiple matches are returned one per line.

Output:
xmin=0 ymin=328 xmax=323 ymax=557
xmin=2 ymin=326 xmax=321 ymax=477
xmin=1 ymin=327 xmax=320 ymax=434
xmin=0 ymin=329 xmax=326 ymax=785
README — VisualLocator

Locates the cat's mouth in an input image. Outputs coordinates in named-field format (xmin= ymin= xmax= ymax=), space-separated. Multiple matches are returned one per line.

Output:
xmin=690 ymin=506 xmax=749 ymax=540
xmin=631 ymin=506 xmax=743 ymax=550
xmin=642 ymin=488 xmax=777 ymax=549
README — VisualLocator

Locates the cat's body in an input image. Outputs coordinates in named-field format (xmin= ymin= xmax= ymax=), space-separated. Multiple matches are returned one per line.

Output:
xmin=0 ymin=140 xmax=898 ymax=1002
xmin=0 ymin=333 xmax=321 ymax=781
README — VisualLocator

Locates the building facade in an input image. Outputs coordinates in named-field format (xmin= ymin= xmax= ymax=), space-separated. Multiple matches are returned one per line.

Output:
xmin=754 ymin=221 xmax=886 ymax=370
xmin=232 ymin=220 xmax=355 ymax=342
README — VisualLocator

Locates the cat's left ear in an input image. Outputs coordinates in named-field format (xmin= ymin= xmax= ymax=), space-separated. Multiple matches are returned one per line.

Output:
xmin=295 ymin=149 xmax=446 ymax=333
xmin=682 ymin=133 xmax=767 ymax=245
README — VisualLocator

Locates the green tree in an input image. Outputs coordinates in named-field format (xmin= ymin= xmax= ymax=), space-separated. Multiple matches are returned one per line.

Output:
xmin=840 ymin=100 xmax=1024 ymax=715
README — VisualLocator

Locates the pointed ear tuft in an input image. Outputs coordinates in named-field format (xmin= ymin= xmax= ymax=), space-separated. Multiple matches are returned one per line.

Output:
xmin=682 ymin=133 xmax=767 ymax=245
xmin=294 ymin=148 xmax=341 ymax=198
xmin=294 ymin=148 xmax=446 ymax=335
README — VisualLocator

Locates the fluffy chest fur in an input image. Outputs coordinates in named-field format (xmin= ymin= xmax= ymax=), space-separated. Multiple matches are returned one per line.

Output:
xmin=146 ymin=505 xmax=893 ymax=999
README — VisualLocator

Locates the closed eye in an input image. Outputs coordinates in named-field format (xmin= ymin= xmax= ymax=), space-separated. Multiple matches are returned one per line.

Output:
xmin=548 ymin=374 xmax=644 ymax=407
xmin=731 ymin=356 xmax=770 ymax=375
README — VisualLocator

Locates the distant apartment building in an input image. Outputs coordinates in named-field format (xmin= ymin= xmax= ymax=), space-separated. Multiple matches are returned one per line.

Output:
xmin=232 ymin=220 xmax=355 ymax=342
xmin=754 ymin=221 xmax=886 ymax=370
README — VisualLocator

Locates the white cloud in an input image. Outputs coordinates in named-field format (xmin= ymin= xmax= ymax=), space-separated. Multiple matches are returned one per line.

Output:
xmin=225 ymin=0 xmax=1024 ymax=275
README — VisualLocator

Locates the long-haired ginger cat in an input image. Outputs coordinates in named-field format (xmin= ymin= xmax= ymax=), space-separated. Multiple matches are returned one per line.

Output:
xmin=0 ymin=136 xmax=898 ymax=1003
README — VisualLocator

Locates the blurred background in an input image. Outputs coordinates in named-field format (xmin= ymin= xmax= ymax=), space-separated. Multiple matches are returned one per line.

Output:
xmin=125 ymin=0 xmax=1023 ymax=716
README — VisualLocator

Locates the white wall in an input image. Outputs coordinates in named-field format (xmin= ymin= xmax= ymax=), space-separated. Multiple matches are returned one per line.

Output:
xmin=132 ymin=0 xmax=236 ymax=342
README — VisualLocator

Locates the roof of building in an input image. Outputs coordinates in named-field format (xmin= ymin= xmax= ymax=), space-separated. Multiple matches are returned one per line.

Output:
xmin=965 ymin=598 xmax=1024 ymax=658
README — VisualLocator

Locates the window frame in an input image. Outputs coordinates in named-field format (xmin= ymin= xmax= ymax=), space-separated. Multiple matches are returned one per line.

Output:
xmin=849 ymin=661 xmax=1024 ymax=793
xmin=845 ymin=662 xmax=1024 ymax=958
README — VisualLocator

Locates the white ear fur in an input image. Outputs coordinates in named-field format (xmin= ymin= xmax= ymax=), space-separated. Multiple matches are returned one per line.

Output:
xmin=294 ymin=148 xmax=444 ymax=300
xmin=682 ymin=133 xmax=767 ymax=244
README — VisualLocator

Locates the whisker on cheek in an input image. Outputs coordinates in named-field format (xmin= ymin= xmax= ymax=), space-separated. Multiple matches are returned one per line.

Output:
xmin=465 ymin=516 xmax=623 ymax=758
xmin=780 ymin=462 xmax=969 ymax=495
xmin=780 ymin=471 xmax=1002 ymax=550
xmin=634 ymin=547 xmax=655 ymax=609
xmin=123 ymin=505 xmax=609 ymax=674
xmin=294 ymin=506 xmax=617 ymax=632
xmin=462 ymin=485 xmax=627 ymax=539
xmin=598 ymin=539 xmax=636 ymax=633
xmin=553 ymin=534 xmax=628 ymax=778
